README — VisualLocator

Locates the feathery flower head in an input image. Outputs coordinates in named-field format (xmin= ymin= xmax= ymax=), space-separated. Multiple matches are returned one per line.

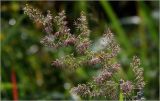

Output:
xmin=94 ymin=70 xmax=112 ymax=84
xmin=75 ymin=11 xmax=90 ymax=37
xmin=103 ymin=28 xmax=114 ymax=44
xmin=131 ymin=56 xmax=145 ymax=89
xmin=40 ymin=34 xmax=57 ymax=48
xmin=111 ymin=63 xmax=121 ymax=72
xmin=51 ymin=59 xmax=64 ymax=68
xmin=23 ymin=4 xmax=44 ymax=24
xmin=88 ymin=57 xmax=101 ymax=65
xmin=23 ymin=6 xmax=145 ymax=99
xmin=54 ymin=10 xmax=71 ymax=36
xmin=120 ymin=80 xmax=133 ymax=95
xmin=44 ymin=10 xmax=53 ymax=34
xmin=71 ymin=84 xmax=90 ymax=97
xmin=63 ymin=36 xmax=76 ymax=46
xmin=76 ymin=38 xmax=91 ymax=55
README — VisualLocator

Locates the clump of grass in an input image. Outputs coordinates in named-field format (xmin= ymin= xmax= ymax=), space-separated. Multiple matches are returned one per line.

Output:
xmin=23 ymin=4 xmax=145 ymax=100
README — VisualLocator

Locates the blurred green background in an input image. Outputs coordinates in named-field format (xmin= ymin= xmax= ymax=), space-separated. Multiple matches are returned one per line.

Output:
xmin=1 ymin=1 xmax=159 ymax=100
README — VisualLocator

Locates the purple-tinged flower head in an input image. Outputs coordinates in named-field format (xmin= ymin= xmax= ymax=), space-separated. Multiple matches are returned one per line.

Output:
xmin=43 ymin=10 xmax=53 ymax=35
xmin=23 ymin=4 xmax=44 ymax=24
xmin=103 ymin=28 xmax=114 ymax=44
xmin=131 ymin=56 xmax=145 ymax=89
xmin=23 ymin=6 xmax=145 ymax=99
xmin=54 ymin=10 xmax=71 ymax=36
xmin=74 ymin=11 xmax=91 ymax=55
xmin=94 ymin=70 xmax=112 ymax=84
xmin=100 ymin=28 xmax=120 ymax=59
xmin=111 ymin=63 xmax=121 ymax=72
xmin=51 ymin=59 xmax=64 ymax=68
xmin=40 ymin=34 xmax=57 ymax=48
xmin=90 ymin=90 xmax=103 ymax=98
xmin=75 ymin=11 xmax=90 ymax=37
xmin=70 ymin=84 xmax=90 ymax=97
xmin=120 ymin=80 xmax=133 ymax=95
xmin=109 ymin=41 xmax=120 ymax=57
xmin=76 ymin=38 xmax=91 ymax=55
xmin=63 ymin=54 xmax=79 ymax=70
xmin=132 ymin=56 xmax=141 ymax=66
xmin=63 ymin=36 xmax=76 ymax=46
xmin=88 ymin=57 xmax=101 ymax=65
xmin=54 ymin=31 xmax=60 ymax=37
xmin=53 ymin=10 xmax=75 ymax=48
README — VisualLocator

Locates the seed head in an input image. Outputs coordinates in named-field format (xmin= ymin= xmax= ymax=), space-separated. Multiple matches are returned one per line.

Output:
xmin=71 ymin=84 xmax=90 ymax=97
xmin=23 ymin=4 xmax=44 ymax=24
xmin=75 ymin=11 xmax=90 ymax=37
xmin=120 ymin=80 xmax=133 ymax=95
xmin=131 ymin=56 xmax=145 ymax=89
xmin=88 ymin=57 xmax=101 ymax=65
xmin=63 ymin=36 xmax=76 ymax=46
xmin=76 ymin=39 xmax=90 ymax=54
xmin=51 ymin=59 xmax=64 ymax=68
xmin=94 ymin=70 xmax=112 ymax=84
xmin=111 ymin=63 xmax=121 ymax=72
